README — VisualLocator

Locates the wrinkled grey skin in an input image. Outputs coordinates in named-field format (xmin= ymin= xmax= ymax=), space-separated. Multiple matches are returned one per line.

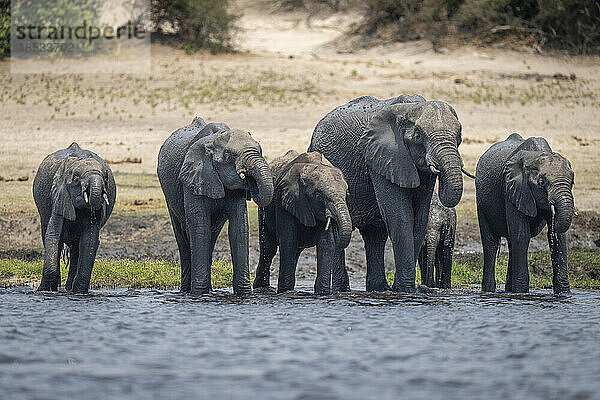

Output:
xmin=253 ymin=151 xmax=352 ymax=294
xmin=476 ymin=133 xmax=575 ymax=294
xmin=309 ymin=95 xmax=467 ymax=293
xmin=33 ymin=142 xmax=116 ymax=293
xmin=418 ymin=192 xmax=456 ymax=288
xmin=158 ymin=117 xmax=274 ymax=295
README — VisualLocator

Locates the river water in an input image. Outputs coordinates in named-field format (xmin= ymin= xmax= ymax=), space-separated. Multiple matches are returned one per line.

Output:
xmin=1 ymin=284 xmax=599 ymax=400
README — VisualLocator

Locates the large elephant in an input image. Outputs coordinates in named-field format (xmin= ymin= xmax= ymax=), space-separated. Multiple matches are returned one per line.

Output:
xmin=158 ymin=117 xmax=274 ymax=295
xmin=418 ymin=192 xmax=456 ymax=288
xmin=253 ymin=150 xmax=352 ymax=294
xmin=33 ymin=142 xmax=116 ymax=293
xmin=476 ymin=133 xmax=574 ymax=294
xmin=309 ymin=95 xmax=469 ymax=293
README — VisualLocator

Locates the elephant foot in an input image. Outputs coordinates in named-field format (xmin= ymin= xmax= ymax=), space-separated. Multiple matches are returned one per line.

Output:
xmin=314 ymin=286 xmax=332 ymax=296
xmin=481 ymin=283 xmax=496 ymax=293
xmin=331 ymin=283 xmax=351 ymax=294
xmin=37 ymin=280 xmax=58 ymax=292
xmin=190 ymin=287 xmax=210 ymax=295
xmin=233 ymin=286 xmax=252 ymax=296
xmin=553 ymin=287 xmax=571 ymax=296
xmin=416 ymin=284 xmax=437 ymax=294
xmin=391 ymin=283 xmax=416 ymax=293
xmin=253 ymin=285 xmax=276 ymax=294
xmin=366 ymin=279 xmax=391 ymax=292
xmin=253 ymin=276 xmax=270 ymax=290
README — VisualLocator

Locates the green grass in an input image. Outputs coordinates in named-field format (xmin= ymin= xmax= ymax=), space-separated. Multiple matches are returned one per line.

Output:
xmin=386 ymin=249 xmax=600 ymax=290
xmin=3 ymin=249 xmax=599 ymax=291
xmin=0 ymin=257 xmax=233 ymax=289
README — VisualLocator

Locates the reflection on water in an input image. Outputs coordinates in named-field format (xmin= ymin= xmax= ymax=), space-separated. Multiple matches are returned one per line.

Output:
xmin=1 ymin=284 xmax=599 ymax=400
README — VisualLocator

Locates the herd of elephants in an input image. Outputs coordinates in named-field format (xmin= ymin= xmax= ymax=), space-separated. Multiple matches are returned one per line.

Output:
xmin=31 ymin=94 xmax=575 ymax=296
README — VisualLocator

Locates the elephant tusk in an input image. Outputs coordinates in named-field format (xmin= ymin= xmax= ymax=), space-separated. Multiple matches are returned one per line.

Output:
xmin=103 ymin=193 xmax=110 ymax=205
xmin=461 ymin=167 xmax=476 ymax=179
xmin=429 ymin=165 xmax=440 ymax=175
xmin=83 ymin=192 xmax=89 ymax=204
xmin=324 ymin=216 xmax=331 ymax=231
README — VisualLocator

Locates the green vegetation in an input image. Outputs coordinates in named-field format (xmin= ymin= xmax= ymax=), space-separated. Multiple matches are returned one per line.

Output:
xmin=152 ymin=0 xmax=239 ymax=53
xmin=386 ymin=249 xmax=600 ymax=289
xmin=362 ymin=0 xmax=600 ymax=54
xmin=0 ymin=257 xmax=234 ymax=289
xmin=0 ymin=0 xmax=8 ymax=59
xmin=2 ymin=249 xmax=599 ymax=290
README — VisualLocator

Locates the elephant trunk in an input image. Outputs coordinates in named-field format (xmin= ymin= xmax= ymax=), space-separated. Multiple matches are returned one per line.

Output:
xmin=549 ymin=181 xmax=574 ymax=234
xmin=328 ymin=199 xmax=352 ymax=249
xmin=244 ymin=153 xmax=274 ymax=207
xmin=429 ymin=137 xmax=463 ymax=208
xmin=87 ymin=174 xmax=104 ymax=210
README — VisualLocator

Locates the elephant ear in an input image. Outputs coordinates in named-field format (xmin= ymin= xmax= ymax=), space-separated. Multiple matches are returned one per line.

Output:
xmin=277 ymin=164 xmax=316 ymax=227
xmin=178 ymin=135 xmax=225 ymax=199
xmin=358 ymin=105 xmax=420 ymax=188
xmin=51 ymin=163 xmax=76 ymax=221
xmin=504 ymin=150 xmax=537 ymax=217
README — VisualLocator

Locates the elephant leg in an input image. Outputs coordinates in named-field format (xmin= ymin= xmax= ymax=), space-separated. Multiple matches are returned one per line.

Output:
xmin=479 ymin=212 xmax=499 ymax=292
xmin=360 ymin=225 xmax=391 ymax=292
xmin=371 ymin=176 xmax=416 ymax=293
xmin=65 ymin=241 xmax=79 ymax=292
xmin=418 ymin=245 xmax=427 ymax=285
xmin=548 ymin=230 xmax=570 ymax=294
xmin=506 ymin=204 xmax=531 ymax=293
xmin=423 ymin=240 xmax=437 ymax=288
xmin=331 ymin=248 xmax=350 ymax=293
xmin=254 ymin=207 xmax=278 ymax=289
xmin=185 ymin=192 xmax=212 ymax=295
xmin=505 ymin=241 xmax=513 ymax=292
xmin=412 ymin=186 xmax=434 ymax=269
xmin=226 ymin=198 xmax=251 ymax=295
xmin=276 ymin=208 xmax=299 ymax=293
xmin=169 ymin=211 xmax=192 ymax=293
xmin=438 ymin=229 xmax=453 ymax=289
xmin=72 ymin=217 xmax=101 ymax=294
xmin=39 ymin=214 xmax=64 ymax=291
xmin=315 ymin=228 xmax=334 ymax=295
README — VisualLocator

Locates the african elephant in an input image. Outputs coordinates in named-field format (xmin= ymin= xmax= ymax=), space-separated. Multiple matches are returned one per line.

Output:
xmin=476 ymin=133 xmax=574 ymax=294
xmin=309 ymin=95 xmax=470 ymax=293
xmin=33 ymin=142 xmax=116 ymax=293
xmin=418 ymin=192 xmax=456 ymax=288
xmin=253 ymin=150 xmax=352 ymax=294
xmin=158 ymin=117 xmax=274 ymax=295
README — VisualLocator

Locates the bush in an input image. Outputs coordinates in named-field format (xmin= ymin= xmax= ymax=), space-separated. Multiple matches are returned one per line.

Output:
xmin=152 ymin=0 xmax=238 ymax=52
xmin=0 ymin=0 xmax=9 ymax=59
xmin=361 ymin=0 xmax=600 ymax=54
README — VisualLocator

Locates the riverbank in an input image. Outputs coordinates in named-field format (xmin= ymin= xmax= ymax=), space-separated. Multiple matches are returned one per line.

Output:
xmin=2 ymin=249 xmax=599 ymax=290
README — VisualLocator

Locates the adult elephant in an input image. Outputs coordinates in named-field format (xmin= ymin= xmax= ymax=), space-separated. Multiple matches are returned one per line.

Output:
xmin=476 ymin=133 xmax=574 ymax=294
xmin=33 ymin=142 xmax=116 ymax=293
xmin=253 ymin=150 xmax=352 ymax=294
xmin=309 ymin=95 xmax=469 ymax=293
xmin=158 ymin=117 xmax=274 ymax=295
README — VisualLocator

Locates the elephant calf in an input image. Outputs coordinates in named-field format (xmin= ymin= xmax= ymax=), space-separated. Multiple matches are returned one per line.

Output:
xmin=418 ymin=192 xmax=456 ymax=288
xmin=476 ymin=133 xmax=574 ymax=294
xmin=158 ymin=117 xmax=274 ymax=295
xmin=33 ymin=142 xmax=116 ymax=293
xmin=253 ymin=151 xmax=352 ymax=294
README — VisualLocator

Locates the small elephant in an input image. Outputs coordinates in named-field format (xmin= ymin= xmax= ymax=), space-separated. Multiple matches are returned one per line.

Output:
xmin=309 ymin=95 xmax=471 ymax=293
xmin=253 ymin=151 xmax=352 ymax=294
xmin=476 ymin=133 xmax=575 ymax=294
xmin=418 ymin=192 xmax=456 ymax=288
xmin=158 ymin=117 xmax=274 ymax=295
xmin=33 ymin=142 xmax=116 ymax=293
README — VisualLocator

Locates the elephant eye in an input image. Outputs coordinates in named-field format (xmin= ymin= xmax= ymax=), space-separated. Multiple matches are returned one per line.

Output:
xmin=538 ymin=176 xmax=547 ymax=186
xmin=72 ymin=175 xmax=80 ymax=184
